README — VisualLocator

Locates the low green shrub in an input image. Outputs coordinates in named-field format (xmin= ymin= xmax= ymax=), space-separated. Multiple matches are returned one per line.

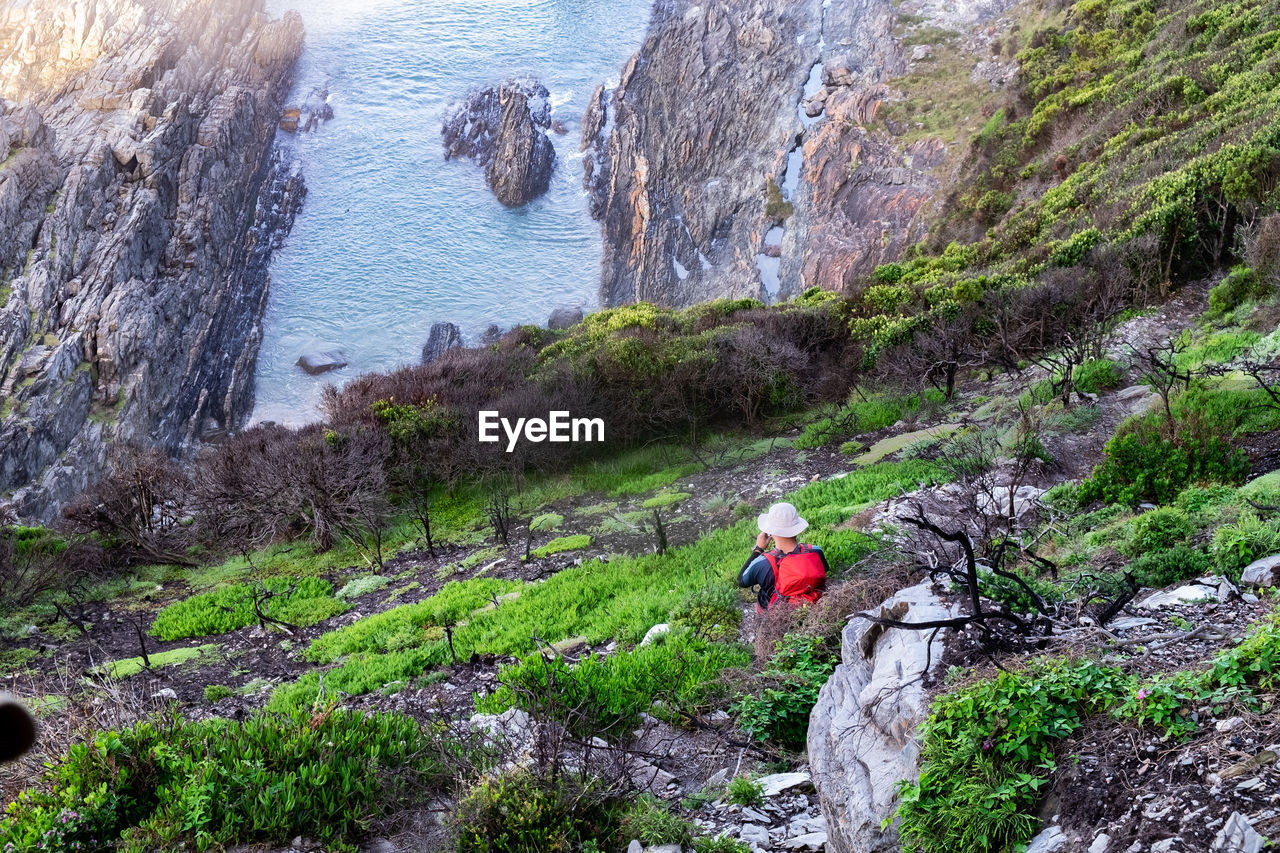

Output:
xmin=0 ymin=708 xmax=443 ymax=852
xmin=1126 ymin=507 xmax=1195 ymax=556
xmin=476 ymin=632 xmax=750 ymax=737
xmin=671 ymin=583 xmax=743 ymax=641
xmin=693 ymin=836 xmax=752 ymax=853
xmin=532 ymin=535 xmax=592 ymax=558
xmin=1209 ymin=266 xmax=1270 ymax=314
xmin=896 ymin=658 xmax=1130 ymax=853
xmin=617 ymin=794 xmax=695 ymax=847
xmin=1079 ymin=409 xmax=1248 ymax=506
xmin=100 ymin=644 xmax=219 ymax=680
xmin=454 ymin=771 xmax=617 ymax=853
xmin=732 ymin=634 xmax=837 ymax=750
xmin=1129 ymin=546 xmax=1211 ymax=588
xmin=725 ymin=776 xmax=764 ymax=807
xmin=1211 ymin=512 xmax=1280 ymax=579
xmin=335 ymin=575 xmax=391 ymax=600
xmin=203 ymin=685 xmax=234 ymax=703
xmin=529 ymin=513 xmax=565 ymax=532
xmin=642 ymin=492 xmax=691 ymax=510
xmin=151 ymin=578 xmax=346 ymax=641
xmin=1073 ymin=358 xmax=1125 ymax=394
xmin=977 ymin=570 xmax=1065 ymax=614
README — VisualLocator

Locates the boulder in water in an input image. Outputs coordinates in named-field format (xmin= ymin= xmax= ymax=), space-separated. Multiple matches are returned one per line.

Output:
xmin=547 ymin=306 xmax=583 ymax=330
xmin=421 ymin=322 xmax=463 ymax=364
xmin=442 ymin=78 xmax=556 ymax=207
xmin=296 ymin=348 xmax=348 ymax=375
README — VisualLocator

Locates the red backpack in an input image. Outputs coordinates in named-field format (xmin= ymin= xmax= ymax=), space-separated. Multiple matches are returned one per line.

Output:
xmin=763 ymin=545 xmax=826 ymax=607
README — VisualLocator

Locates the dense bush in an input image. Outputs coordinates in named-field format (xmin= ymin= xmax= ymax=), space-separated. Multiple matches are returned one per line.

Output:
xmin=732 ymin=634 xmax=838 ymax=750
xmin=1073 ymin=358 xmax=1125 ymax=394
xmin=671 ymin=582 xmax=743 ymax=641
xmin=1126 ymin=507 xmax=1196 ymax=556
xmin=1129 ymin=545 xmax=1212 ymax=588
xmin=1209 ymin=266 xmax=1270 ymax=314
xmin=454 ymin=771 xmax=618 ymax=853
xmin=1211 ymin=512 xmax=1280 ymax=579
xmin=1080 ymin=406 xmax=1249 ymax=506
xmin=0 ymin=709 xmax=443 ymax=852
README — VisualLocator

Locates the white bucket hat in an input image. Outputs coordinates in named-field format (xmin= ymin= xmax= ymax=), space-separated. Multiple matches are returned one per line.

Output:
xmin=757 ymin=502 xmax=809 ymax=538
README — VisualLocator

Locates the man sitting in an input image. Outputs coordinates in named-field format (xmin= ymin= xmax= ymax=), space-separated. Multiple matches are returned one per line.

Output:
xmin=738 ymin=502 xmax=829 ymax=611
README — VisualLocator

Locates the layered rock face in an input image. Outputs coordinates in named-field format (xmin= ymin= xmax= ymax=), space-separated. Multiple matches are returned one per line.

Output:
xmin=442 ymin=78 xmax=556 ymax=207
xmin=585 ymin=0 xmax=1015 ymax=306
xmin=583 ymin=0 xmax=823 ymax=308
xmin=0 ymin=0 xmax=303 ymax=521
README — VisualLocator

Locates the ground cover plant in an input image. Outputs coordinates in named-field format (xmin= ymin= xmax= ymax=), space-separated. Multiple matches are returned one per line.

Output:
xmin=0 ymin=708 xmax=446 ymax=852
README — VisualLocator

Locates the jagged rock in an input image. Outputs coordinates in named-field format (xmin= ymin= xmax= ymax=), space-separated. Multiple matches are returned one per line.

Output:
xmin=783 ymin=832 xmax=828 ymax=851
xmin=739 ymin=824 xmax=771 ymax=846
xmin=442 ymin=78 xmax=556 ymax=207
xmin=1240 ymin=554 xmax=1280 ymax=588
xmin=1212 ymin=813 xmax=1265 ymax=853
xmin=421 ymin=322 xmax=463 ymax=364
xmin=808 ymin=582 xmax=961 ymax=852
xmin=295 ymin=349 xmax=348 ymax=375
xmin=547 ymin=306 xmax=584 ymax=330
xmin=585 ymin=0 xmax=823 ymax=307
xmin=0 ymin=0 xmax=304 ymax=522
xmin=1138 ymin=576 xmax=1230 ymax=609
xmin=1114 ymin=384 xmax=1164 ymax=416
xmin=627 ymin=841 xmax=643 ymax=853
xmin=154 ymin=688 xmax=178 ymax=701
xmin=1089 ymin=833 xmax=1112 ymax=853
xmin=974 ymin=485 xmax=1045 ymax=522
xmin=649 ymin=845 xmax=683 ymax=853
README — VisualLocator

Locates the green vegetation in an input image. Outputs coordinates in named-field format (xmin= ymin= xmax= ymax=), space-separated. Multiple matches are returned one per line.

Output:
xmin=531 ymin=534 xmax=592 ymax=558
xmin=266 ymin=460 xmax=938 ymax=710
xmin=455 ymin=772 xmax=616 ymax=853
xmin=617 ymin=794 xmax=697 ymax=847
xmin=98 ymin=644 xmax=219 ymax=680
xmin=725 ymin=776 xmax=765 ymax=808
xmin=150 ymin=577 xmax=347 ymax=641
xmin=476 ymin=631 xmax=750 ymax=736
xmin=203 ymin=684 xmax=234 ymax=703
xmin=0 ymin=709 xmax=444 ymax=852
xmin=641 ymin=492 xmax=691 ymax=509
xmin=899 ymin=611 xmax=1280 ymax=852
xmin=732 ymin=635 xmax=838 ymax=749
xmin=335 ymin=574 xmax=391 ymax=600
xmin=529 ymin=512 xmax=565 ymax=532
xmin=1073 ymin=358 xmax=1125 ymax=394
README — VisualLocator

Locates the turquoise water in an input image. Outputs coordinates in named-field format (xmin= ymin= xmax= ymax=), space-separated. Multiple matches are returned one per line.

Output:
xmin=253 ymin=0 xmax=652 ymax=424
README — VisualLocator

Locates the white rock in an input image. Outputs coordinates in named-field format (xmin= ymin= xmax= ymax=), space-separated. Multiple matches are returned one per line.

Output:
xmin=1212 ymin=811 xmax=1265 ymax=853
xmin=1025 ymin=825 xmax=1069 ymax=853
xmin=1089 ymin=833 xmax=1111 ymax=853
xmin=741 ymin=807 xmax=770 ymax=823
xmin=1240 ymin=554 xmax=1280 ymax=588
xmin=1114 ymin=384 xmax=1162 ymax=416
xmin=739 ymin=824 xmax=771 ymax=846
xmin=783 ymin=831 xmax=827 ymax=850
xmin=1138 ymin=577 xmax=1228 ymax=609
xmin=641 ymin=623 xmax=671 ymax=646
xmin=1150 ymin=840 xmax=1177 ymax=852
xmin=627 ymin=841 xmax=643 ymax=853
xmin=757 ymin=771 xmax=813 ymax=797
xmin=154 ymin=688 xmax=178 ymax=701
xmin=809 ymin=582 xmax=962 ymax=852
xmin=649 ymin=846 xmax=683 ymax=853
xmin=974 ymin=485 xmax=1046 ymax=521
xmin=1109 ymin=616 xmax=1159 ymax=631
xmin=1215 ymin=717 xmax=1245 ymax=733
xmin=705 ymin=768 xmax=729 ymax=788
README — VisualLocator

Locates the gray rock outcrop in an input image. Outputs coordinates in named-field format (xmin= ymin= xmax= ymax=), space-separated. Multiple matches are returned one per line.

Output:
xmin=808 ymin=581 xmax=960 ymax=852
xmin=296 ymin=349 xmax=348 ymax=375
xmin=547 ymin=306 xmax=583 ymax=330
xmin=0 ymin=0 xmax=304 ymax=522
xmin=442 ymin=78 xmax=556 ymax=207
xmin=1241 ymin=554 xmax=1280 ymax=588
xmin=421 ymin=322 xmax=463 ymax=364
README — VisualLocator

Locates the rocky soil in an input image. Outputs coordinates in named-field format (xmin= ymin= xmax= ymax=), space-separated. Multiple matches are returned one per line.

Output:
xmin=0 ymin=0 xmax=304 ymax=522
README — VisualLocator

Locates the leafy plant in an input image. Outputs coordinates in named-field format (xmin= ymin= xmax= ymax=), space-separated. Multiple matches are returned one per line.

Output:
xmin=732 ymin=634 xmax=838 ymax=749
xmin=1129 ymin=545 xmax=1211 ymax=588
xmin=531 ymin=535 xmax=592 ymax=558
xmin=725 ymin=776 xmax=764 ymax=807
xmin=151 ymin=577 xmax=346 ymax=641
xmin=672 ymin=583 xmax=743 ymax=641
xmin=1126 ymin=507 xmax=1195 ymax=556
xmin=0 ymin=708 xmax=444 ymax=852
xmin=454 ymin=771 xmax=617 ymax=853
xmin=617 ymin=794 xmax=695 ymax=847
xmin=1211 ymin=512 xmax=1280 ymax=579
xmin=203 ymin=685 xmax=234 ymax=703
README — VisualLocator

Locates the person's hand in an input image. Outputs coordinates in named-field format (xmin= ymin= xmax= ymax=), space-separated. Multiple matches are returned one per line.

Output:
xmin=755 ymin=532 xmax=771 ymax=551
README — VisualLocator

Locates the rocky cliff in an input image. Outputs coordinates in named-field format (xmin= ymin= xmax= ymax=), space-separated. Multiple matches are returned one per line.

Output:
xmin=584 ymin=0 xmax=1017 ymax=307
xmin=0 ymin=0 xmax=303 ymax=522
